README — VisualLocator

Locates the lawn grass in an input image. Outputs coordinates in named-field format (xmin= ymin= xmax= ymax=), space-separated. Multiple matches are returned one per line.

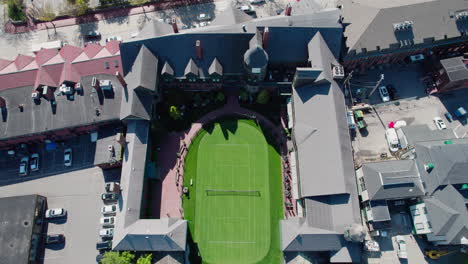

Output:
xmin=183 ymin=118 xmax=283 ymax=264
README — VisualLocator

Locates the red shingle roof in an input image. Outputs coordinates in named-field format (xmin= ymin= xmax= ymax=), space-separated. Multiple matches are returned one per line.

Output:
xmin=0 ymin=59 xmax=12 ymax=71
xmin=35 ymin=48 xmax=59 ymax=66
xmin=35 ymin=64 xmax=64 ymax=88
xmin=106 ymin=40 xmax=120 ymax=55
xmin=84 ymin=44 xmax=103 ymax=59
xmin=60 ymin=45 xmax=83 ymax=61
xmin=14 ymin=54 xmax=35 ymax=70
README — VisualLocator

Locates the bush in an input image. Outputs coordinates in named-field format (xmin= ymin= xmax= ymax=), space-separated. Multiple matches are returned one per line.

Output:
xmin=7 ymin=0 xmax=26 ymax=21
xmin=256 ymin=90 xmax=270 ymax=104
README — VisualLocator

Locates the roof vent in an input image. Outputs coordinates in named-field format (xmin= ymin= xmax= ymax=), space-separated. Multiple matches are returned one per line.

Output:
xmin=393 ymin=21 xmax=413 ymax=31
xmin=31 ymin=91 xmax=40 ymax=100
xmin=59 ymin=83 xmax=74 ymax=95
xmin=424 ymin=163 xmax=434 ymax=172
xmin=108 ymin=144 xmax=114 ymax=152
xmin=332 ymin=65 xmax=345 ymax=79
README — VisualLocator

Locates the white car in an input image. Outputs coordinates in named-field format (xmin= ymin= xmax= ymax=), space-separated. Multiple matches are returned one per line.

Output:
xmin=385 ymin=128 xmax=400 ymax=152
xmin=19 ymin=156 xmax=29 ymax=176
xmin=394 ymin=235 xmax=408 ymax=259
xmin=197 ymin=13 xmax=211 ymax=21
xmin=99 ymin=228 xmax=114 ymax=238
xmin=101 ymin=205 xmax=117 ymax=215
xmin=30 ymin=153 xmax=39 ymax=172
xmin=45 ymin=208 xmax=67 ymax=219
xmin=240 ymin=5 xmax=255 ymax=13
xmin=100 ymin=216 xmax=115 ymax=226
xmin=64 ymin=148 xmax=72 ymax=167
xmin=379 ymin=86 xmax=390 ymax=102
xmin=433 ymin=117 xmax=447 ymax=130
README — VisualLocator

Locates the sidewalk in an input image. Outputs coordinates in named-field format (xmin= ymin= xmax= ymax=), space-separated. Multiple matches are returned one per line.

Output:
xmin=4 ymin=0 xmax=213 ymax=34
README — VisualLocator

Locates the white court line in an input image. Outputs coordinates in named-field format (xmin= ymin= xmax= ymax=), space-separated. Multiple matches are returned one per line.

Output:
xmin=207 ymin=241 xmax=256 ymax=244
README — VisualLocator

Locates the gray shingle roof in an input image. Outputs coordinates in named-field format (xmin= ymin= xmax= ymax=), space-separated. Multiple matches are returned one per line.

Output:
xmin=369 ymin=200 xmax=391 ymax=222
xmin=415 ymin=139 xmax=468 ymax=194
xmin=210 ymin=4 xmax=253 ymax=27
xmin=361 ymin=160 xmax=424 ymax=200
xmin=161 ymin=61 xmax=174 ymax=76
xmin=440 ymin=56 xmax=468 ymax=82
xmin=124 ymin=45 xmax=158 ymax=92
xmin=113 ymin=120 xmax=187 ymax=251
xmin=120 ymin=9 xmax=343 ymax=78
xmin=184 ymin=58 xmax=199 ymax=76
xmin=243 ymin=45 xmax=268 ymax=69
xmin=0 ymin=74 xmax=123 ymax=141
xmin=425 ymin=185 xmax=468 ymax=245
xmin=398 ymin=124 xmax=455 ymax=149
xmin=208 ymin=57 xmax=223 ymax=76
xmin=340 ymin=0 xmax=468 ymax=56
xmin=292 ymin=33 xmax=354 ymax=198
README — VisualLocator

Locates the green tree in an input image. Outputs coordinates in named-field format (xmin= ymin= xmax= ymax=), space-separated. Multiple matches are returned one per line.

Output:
xmin=129 ymin=0 xmax=149 ymax=6
xmin=215 ymin=91 xmax=225 ymax=102
xmin=136 ymin=254 xmax=152 ymax=264
xmin=169 ymin=105 xmax=181 ymax=120
xmin=101 ymin=251 xmax=135 ymax=264
xmin=256 ymin=90 xmax=270 ymax=104
xmin=31 ymin=3 xmax=57 ymax=35
xmin=75 ymin=0 xmax=89 ymax=16
xmin=239 ymin=90 xmax=248 ymax=102
xmin=7 ymin=0 xmax=26 ymax=21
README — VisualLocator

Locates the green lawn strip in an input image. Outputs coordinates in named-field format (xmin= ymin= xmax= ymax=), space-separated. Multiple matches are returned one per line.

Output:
xmin=183 ymin=119 xmax=283 ymax=264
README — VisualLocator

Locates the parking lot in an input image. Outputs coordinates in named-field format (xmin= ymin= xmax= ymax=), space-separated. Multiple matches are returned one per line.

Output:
xmin=350 ymin=64 xmax=468 ymax=164
xmin=0 ymin=166 xmax=120 ymax=264
xmin=0 ymin=134 xmax=96 ymax=186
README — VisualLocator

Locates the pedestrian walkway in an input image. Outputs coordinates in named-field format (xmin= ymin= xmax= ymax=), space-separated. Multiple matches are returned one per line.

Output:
xmin=158 ymin=92 xmax=297 ymax=218
xmin=4 ymin=0 xmax=213 ymax=34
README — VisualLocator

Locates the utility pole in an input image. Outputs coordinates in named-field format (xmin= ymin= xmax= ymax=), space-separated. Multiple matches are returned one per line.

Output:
xmin=343 ymin=70 xmax=354 ymax=105
xmin=367 ymin=74 xmax=385 ymax=99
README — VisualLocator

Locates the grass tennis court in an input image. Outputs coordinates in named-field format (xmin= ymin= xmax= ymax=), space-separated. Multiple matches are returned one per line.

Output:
xmin=183 ymin=118 xmax=283 ymax=264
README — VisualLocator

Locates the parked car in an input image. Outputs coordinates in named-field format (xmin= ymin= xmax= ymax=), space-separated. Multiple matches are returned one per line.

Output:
xmin=394 ymin=235 xmax=408 ymax=259
xmin=101 ymin=193 xmax=119 ymax=201
xmin=100 ymin=216 xmax=115 ymax=227
xmin=99 ymin=228 xmax=114 ymax=238
xmin=19 ymin=157 xmax=29 ymax=176
xmin=101 ymin=205 xmax=117 ymax=215
xmin=433 ymin=117 xmax=447 ymax=130
xmin=409 ymin=54 xmax=424 ymax=63
xmin=86 ymin=30 xmax=101 ymax=38
xmin=105 ymin=36 xmax=122 ymax=42
xmin=64 ymin=148 xmax=72 ymax=167
xmin=30 ymin=153 xmax=39 ymax=172
xmin=249 ymin=0 xmax=264 ymax=4
xmin=45 ymin=234 xmax=65 ymax=245
xmin=197 ymin=13 xmax=211 ymax=21
xmin=96 ymin=241 xmax=112 ymax=250
xmin=240 ymin=5 xmax=255 ymax=13
xmin=385 ymin=128 xmax=400 ymax=152
xmin=45 ymin=208 xmax=67 ymax=219
xmin=379 ymin=86 xmax=390 ymax=102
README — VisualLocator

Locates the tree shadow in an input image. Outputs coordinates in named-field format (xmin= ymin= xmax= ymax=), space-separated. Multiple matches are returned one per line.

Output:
xmin=101 ymin=8 xmax=131 ymax=25
xmin=76 ymin=21 xmax=99 ymax=46
xmin=170 ymin=1 xmax=216 ymax=28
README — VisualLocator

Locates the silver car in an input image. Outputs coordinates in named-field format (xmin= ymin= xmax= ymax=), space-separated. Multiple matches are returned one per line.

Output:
xmin=64 ymin=148 xmax=72 ymax=167
xmin=19 ymin=157 xmax=29 ymax=176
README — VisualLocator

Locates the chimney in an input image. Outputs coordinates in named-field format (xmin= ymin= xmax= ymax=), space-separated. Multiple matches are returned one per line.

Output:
xmin=262 ymin=27 xmax=269 ymax=49
xmin=172 ymin=18 xmax=179 ymax=33
xmin=0 ymin=96 xmax=5 ymax=108
xmin=115 ymin=71 xmax=127 ymax=87
xmin=285 ymin=4 xmax=292 ymax=16
xmin=196 ymin=40 xmax=202 ymax=60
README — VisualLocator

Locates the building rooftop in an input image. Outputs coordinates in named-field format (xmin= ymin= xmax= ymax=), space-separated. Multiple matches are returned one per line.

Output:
xmin=0 ymin=74 xmax=124 ymax=141
xmin=398 ymin=124 xmax=455 ymax=148
xmin=93 ymin=126 xmax=124 ymax=167
xmin=440 ymin=56 xmax=468 ymax=82
xmin=340 ymin=0 xmax=468 ymax=57
xmin=361 ymin=159 xmax=424 ymax=200
xmin=0 ymin=195 xmax=43 ymax=264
